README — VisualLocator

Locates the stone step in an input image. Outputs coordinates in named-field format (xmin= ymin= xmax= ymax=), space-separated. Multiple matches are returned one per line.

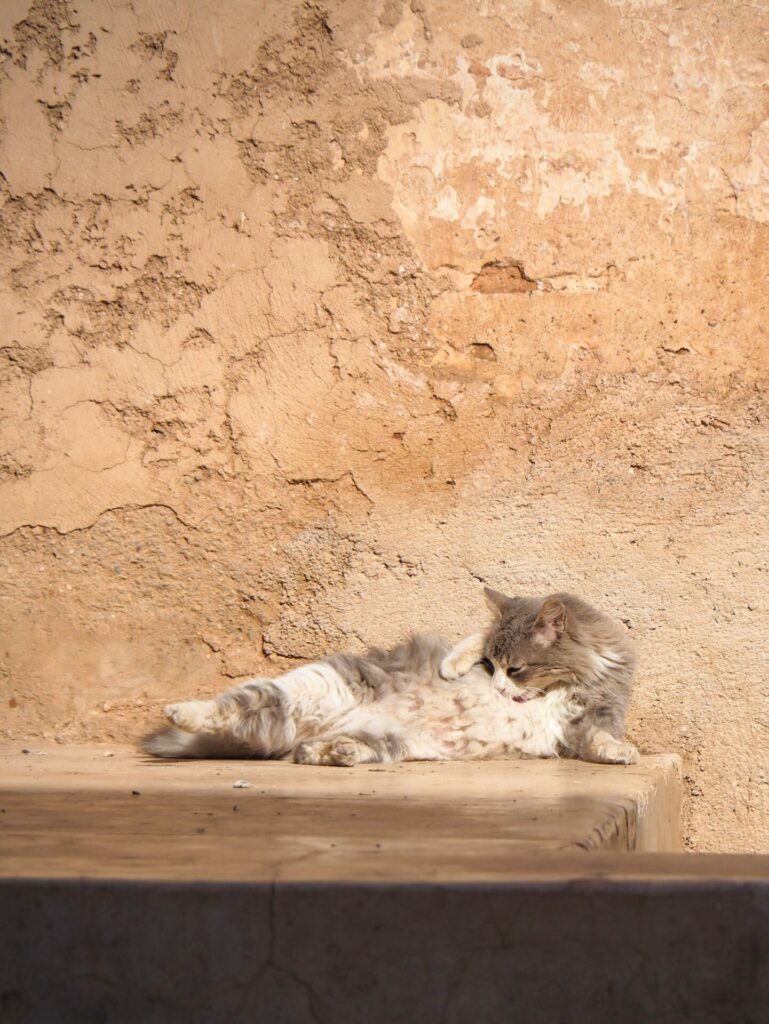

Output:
xmin=0 ymin=745 xmax=682 ymax=884
xmin=12 ymin=746 xmax=765 ymax=1024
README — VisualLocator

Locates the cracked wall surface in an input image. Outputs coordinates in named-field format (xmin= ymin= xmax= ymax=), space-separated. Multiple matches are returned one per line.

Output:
xmin=1 ymin=0 xmax=768 ymax=852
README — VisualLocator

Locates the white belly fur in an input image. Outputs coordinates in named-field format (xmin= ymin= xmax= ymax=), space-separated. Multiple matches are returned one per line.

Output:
xmin=270 ymin=662 xmax=578 ymax=761
xmin=415 ymin=679 xmax=579 ymax=759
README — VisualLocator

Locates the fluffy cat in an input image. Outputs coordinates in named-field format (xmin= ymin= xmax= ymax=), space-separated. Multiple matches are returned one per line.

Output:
xmin=143 ymin=587 xmax=638 ymax=766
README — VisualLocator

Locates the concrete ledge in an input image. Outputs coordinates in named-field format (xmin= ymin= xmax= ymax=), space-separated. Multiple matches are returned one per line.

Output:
xmin=3 ymin=746 xmax=768 ymax=1023
xmin=2 ymin=869 xmax=769 ymax=1023
xmin=0 ymin=746 xmax=682 ymax=884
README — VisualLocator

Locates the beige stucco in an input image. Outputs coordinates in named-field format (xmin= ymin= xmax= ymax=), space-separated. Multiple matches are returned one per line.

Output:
xmin=1 ymin=0 xmax=768 ymax=851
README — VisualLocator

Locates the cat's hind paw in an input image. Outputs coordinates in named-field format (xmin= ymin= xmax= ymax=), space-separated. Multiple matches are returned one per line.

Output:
xmin=164 ymin=700 xmax=217 ymax=733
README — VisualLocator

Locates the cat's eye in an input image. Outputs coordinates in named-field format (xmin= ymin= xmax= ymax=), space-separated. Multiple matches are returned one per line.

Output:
xmin=506 ymin=665 xmax=525 ymax=677
xmin=479 ymin=658 xmax=494 ymax=674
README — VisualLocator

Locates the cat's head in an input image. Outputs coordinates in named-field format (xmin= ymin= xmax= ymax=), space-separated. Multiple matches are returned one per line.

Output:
xmin=482 ymin=587 xmax=573 ymax=700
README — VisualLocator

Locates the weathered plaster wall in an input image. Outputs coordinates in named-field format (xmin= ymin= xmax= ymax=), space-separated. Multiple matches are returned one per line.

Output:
xmin=1 ymin=0 xmax=768 ymax=851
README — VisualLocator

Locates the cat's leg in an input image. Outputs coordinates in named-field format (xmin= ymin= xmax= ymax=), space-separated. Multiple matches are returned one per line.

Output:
xmin=273 ymin=661 xmax=357 ymax=721
xmin=580 ymin=729 xmax=639 ymax=765
xmin=159 ymin=661 xmax=356 ymax=758
xmin=166 ymin=662 xmax=352 ymax=731
xmin=561 ymin=702 xmax=638 ymax=765
xmin=165 ymin=680 xmax=280 ymax=736
xmin=161 ymin=679 xmax=295 ymax=757
xmin=439 ymin=633 xmax=486 ymax=680
xmin=294 ymin=735 xmax=380 ymax=767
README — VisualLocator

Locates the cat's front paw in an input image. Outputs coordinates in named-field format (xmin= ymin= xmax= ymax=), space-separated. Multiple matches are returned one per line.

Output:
xmin=440 ymin=633 xmax=486 ymax=681
xmin=591 ymin=738 xmax=639 ymax=765
xmin=439 ymin=654 xmax=462 ymax=680
xmin=294 ymin=741 xmax=323 ymax=765
xmin=294 ymin=737 xmax=367 ymax=767
xmin=327 ymin=737 xmax=365 ymax=767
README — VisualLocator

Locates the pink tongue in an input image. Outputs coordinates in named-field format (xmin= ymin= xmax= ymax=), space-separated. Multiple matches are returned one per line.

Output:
xmin=512 ymin=693 xmax=530 ymax=704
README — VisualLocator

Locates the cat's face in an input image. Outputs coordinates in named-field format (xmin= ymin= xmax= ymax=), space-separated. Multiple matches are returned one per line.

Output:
xmin=482 ymin=588 xmax=570 ymax=700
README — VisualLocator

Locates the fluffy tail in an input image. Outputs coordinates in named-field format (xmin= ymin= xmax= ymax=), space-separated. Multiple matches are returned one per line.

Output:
xmin=141 ymin=723 xmax=281 ymax=759
xmin=141 ymin=726 xmax=228 ymax=759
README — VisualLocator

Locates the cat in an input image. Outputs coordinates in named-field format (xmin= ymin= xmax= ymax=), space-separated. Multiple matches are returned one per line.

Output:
xmin=142 ymin=587 xmax=638 ymax=766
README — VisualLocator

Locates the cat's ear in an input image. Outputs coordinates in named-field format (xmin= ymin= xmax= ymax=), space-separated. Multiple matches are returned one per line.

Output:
xmin=533 ymin=597 xmax=566 ymax=645
xmin=484 ymin=587 xmax=513 ymax=617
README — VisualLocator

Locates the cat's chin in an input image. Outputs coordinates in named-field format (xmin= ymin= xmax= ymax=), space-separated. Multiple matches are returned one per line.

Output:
xmin=496 ymin=682 xmax=536 ymax=703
